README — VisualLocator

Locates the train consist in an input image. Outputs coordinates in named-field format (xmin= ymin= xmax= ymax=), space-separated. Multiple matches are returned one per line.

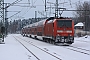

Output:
xmin=21 ymin=17 xmax=74 ymax=45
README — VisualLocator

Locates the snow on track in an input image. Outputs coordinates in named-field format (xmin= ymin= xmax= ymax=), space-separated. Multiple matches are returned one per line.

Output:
xmin=13 ymin=36 xmax=40 ymax=60
xmin=0 ymin=34 xmax=38 ymax=60
xmin=15 ymin=34 xmax=90 ymax=60
xmin=13 ymin=35 xmax=62 ymax=60
xmin=1 ymin=34 xmax=90 ymax=60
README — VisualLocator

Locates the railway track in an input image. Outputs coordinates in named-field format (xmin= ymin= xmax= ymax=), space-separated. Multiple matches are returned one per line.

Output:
xmin=20 ymin=36 xmax=90 ymax=55
xmin=70 ymin=46 xmax=90 ymax=52
xmin=14 ymin=36 xmax=62 ymax=60
xmin=13 ymin=36 xmax=40 ymax=60
xmin=75 ymin=40 xmax=90 ymax=43
xmin=14 ymin=35 xmax=90 ymax=60
xmin=63 ymin=45 xmax=90 ymax=55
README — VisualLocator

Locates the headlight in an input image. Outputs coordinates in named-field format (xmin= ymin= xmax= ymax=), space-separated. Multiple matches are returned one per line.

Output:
xmin=57 ymin=30 xmax=63 ymax=33
xmin=66 ymin=30 xmax=72 ymax=33
xmin=57 ymin=30 xmax=72 ymax=33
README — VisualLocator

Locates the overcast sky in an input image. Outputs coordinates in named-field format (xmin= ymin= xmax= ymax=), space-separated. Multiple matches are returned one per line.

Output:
xmin=4 ymin=0 xmax=90 ymax=21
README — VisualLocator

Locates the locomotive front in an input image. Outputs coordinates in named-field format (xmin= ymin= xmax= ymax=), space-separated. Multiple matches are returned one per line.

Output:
xmin=54 ymin=18 xmax=74 ymax=44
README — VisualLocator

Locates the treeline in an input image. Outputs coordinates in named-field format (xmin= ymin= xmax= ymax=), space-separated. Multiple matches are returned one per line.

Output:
xmin=7 ymin=17 xmax=47 ymax=34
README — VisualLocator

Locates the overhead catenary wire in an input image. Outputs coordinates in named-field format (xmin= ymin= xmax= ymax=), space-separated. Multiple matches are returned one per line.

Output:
xmin=21 ymin=0 xmax=31 ymax=15
xmin=11 ymin=0 xmax=46 ymax=20
xmin=20 ymin=0 xmax=38 ymax=17
xmin=20 ymin=0 xmax=31 ymax=17
xmin=8 ymin=8 xmax=24 ymax=19
xmin=15 ymin=0 xmax=31 ymax=19
xmin=8 ymin=0 xmax=55 ymax=19
xmin=4 ymin=0 xmax=25 ymax=21
xmin=5 ymin=0 xmax=22 ymax=9
xmin=6 ymin=0 xmax=47 ymax=20
xmin=8 ymin=0 xmax=80 ymax=20
xmin=9 ymin=4 xmax=56 ymax=7
xmin=7 ymin=11 xmax=21 ymax=12
xmin=8 ymin=11 xmax=21 ymax=19
xmin=4 ymin=3 xmax=31 ymax=7
xmin=5 ymin=3 xmax=30 ymax=4
xmin=13 ymin=0 xmax=30 ymax=16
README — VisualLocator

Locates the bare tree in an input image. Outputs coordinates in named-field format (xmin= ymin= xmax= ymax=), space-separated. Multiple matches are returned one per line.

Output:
xmin=74 ymin=1 xmax=90 ymax=22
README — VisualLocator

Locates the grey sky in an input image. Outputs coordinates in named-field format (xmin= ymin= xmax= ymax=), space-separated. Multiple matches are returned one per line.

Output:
xmin=5 ymin=0 xmax=90 ymax=20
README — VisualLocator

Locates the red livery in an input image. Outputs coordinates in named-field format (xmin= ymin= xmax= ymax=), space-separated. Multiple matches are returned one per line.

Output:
xmin=21 ymin=17 xmax=74 ymax=45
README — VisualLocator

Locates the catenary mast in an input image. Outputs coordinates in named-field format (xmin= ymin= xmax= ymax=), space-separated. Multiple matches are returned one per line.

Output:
xmin=0 ymin=0 xmax=4 ymax=25
xmin=55 ymin=0 xmax=58 ymax=18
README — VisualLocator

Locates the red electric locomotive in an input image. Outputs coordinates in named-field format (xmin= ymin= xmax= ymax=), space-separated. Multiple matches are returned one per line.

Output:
xmin=21 ymin=17 xmax=74 ymax=45
xmin=43 ymin=17 xmax=74 ymax=44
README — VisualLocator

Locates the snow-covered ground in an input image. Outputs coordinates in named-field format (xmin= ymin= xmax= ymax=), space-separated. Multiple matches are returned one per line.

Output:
xmin=0 ymin=34 xmax=90 ymax=60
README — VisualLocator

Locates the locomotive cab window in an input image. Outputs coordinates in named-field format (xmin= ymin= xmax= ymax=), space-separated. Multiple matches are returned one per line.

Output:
xmin=57 ymin=20 xmax=72 ymax=27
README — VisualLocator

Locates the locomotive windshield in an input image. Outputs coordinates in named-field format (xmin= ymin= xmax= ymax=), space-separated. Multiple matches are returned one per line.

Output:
xmin=57 ymin=20 xmax=72 ymax=27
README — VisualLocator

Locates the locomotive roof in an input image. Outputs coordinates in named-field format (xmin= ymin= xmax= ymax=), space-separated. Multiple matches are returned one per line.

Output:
xmin=37 ymin=17 xmax=56 ymax=26
xmin=47 ymin=17 xmax=55 ymax=20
